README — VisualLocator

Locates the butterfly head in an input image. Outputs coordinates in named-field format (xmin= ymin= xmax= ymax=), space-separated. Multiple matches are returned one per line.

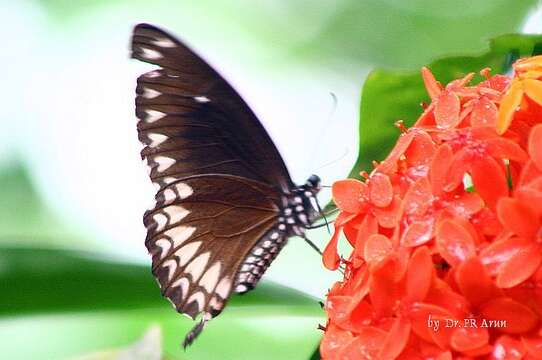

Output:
xmin=304 ymin=174 xmax=322 ymax=194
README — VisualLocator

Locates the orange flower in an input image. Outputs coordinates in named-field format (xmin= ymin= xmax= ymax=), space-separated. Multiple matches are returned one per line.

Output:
xmin=497 ymin=56 xmax=542 ymax=134
xmin=321 ymin=59 xmax=542 ymax=359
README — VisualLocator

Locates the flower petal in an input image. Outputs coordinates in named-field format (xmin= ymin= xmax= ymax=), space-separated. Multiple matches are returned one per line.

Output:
xmin=522 ymin=336 xmax=542 ymax=359
xmin=364 ymin=234 xmax=393 ymax=265
xmin=406 ymin=246 xmax=434 ymax=302
xmin=332 ymin=179 xmax=368 ymax=213
xmin=471 ymin=156 xmax=508 ymax=210
xmin=523 ymin=78 xmax=542 ymax=106
xmin=320 ymin=324 xmax=355 ymax=360
xmin=480 ymin=297 xmax=538 ymax=334
xmin=492 ymin=336 xmax=526 ymax=360
xmin=430 ymin=144 xmax=454 ymax=195
xmin=373 ymin=196 xmax=402 ymax=228
xmin=455 ymin=256 xmax=494 ymax=307
xmin=352 ymin=214 xmax=378 ymax=266
xmin=378 ymin=318 xmax=411 ymax=359
xmin=405 ymin=131 xmax=436 ymax=166
xmin=408 ymin=303 xmax=455 ymax=346
xmin=436 ymin=219 xmax=476 ymax=267
xmin=485 ymin=137 xmax=529 ymax=162
xmin=470 ymin=96 xmax=497 ymax=127
xmin=449 ymin=192 xmax=484 ymax=218
xmin=496 ymin=243 xmax=542 ymax=288
xmin=326 ymin=295 xmax=352 ymax=324
xmin=338 ymin=327 xmax=387 ymax=360
xmin=403 ymin=177 xmax=432 ymax=217
xmin=378 ymin=132 xmax=415 ymax=173
xmin=369 ymin=267 xmax=399 ymax=317
xmin=529 ymin=124 xmax=542 ymax=171
xmin=422 ymin=67 xmax=443 ymax=100
xmin=369 ymin=173 xmax=393 ymax=208
xmin=401 ymin=219 xmax=434 ymax=247
xmin=323 ymin=226 xmax=342 ymax=270
xmin=444 ymin=148 xmax=471 ymax=192
xmin=497 ymin=79 xmax=524 ymax=134
xmin=434 ymin=90 xmax=461 ymax=129
xmin=435 ymin=92 xmax=460 ymax=123
xmin=497 ymin=197 xmax=539 ymax=240
xmin=450 ymin=326 xmax=489 ymax=352
xmin=479 ymin=236 xmax=527 ymax=276
xmin=519 ymin=160 xmax=542 ymax=187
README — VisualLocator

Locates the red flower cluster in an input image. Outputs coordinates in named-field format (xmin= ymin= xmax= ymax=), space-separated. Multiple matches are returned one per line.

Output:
xmin=321 ymin=56 xmax=542 ymax=359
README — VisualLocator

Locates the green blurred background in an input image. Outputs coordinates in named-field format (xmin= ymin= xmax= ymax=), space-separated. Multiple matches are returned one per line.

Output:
xmin=2 ymin=1 xmax=541 ymax=359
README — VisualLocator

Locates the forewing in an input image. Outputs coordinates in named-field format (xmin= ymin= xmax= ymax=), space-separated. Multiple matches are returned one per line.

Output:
xmin=131 ymin=23 xmax=293 ymax=192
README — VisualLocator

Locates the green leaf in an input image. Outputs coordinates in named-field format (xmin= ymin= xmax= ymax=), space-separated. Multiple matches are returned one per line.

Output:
xmin=0 ymin=247 xmax=323 ymax=360
xmin=349 ymin=33 xmax=542 ymax=178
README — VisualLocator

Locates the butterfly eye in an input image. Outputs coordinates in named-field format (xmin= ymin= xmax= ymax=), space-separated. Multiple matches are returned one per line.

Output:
xmin=306 ymin=174 xmax=322 ymax=191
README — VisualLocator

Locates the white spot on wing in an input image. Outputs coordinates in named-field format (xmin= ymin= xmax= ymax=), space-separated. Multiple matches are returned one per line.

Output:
xmin=163 ymin=205 xmax=189 ymax=225
xmin=145 ymin=70 xmax=161 ymax=78
xmin=194 ymin=96 xmax=210 ymax=103
xmin=199 ymin=262 xmax=221 ymax=293
xmin=175 ymin=240 xmax=201 ymax=267
xmin=155 ymin=238 xmax=171 ymax=259
xmin=163 ymin=177 xmax=177 ymax=185
xmin=153 ymin=213 xmax=167 ymax=232
xmin=176 ymin=183 xmax=193 ymax=198
xmin=215 ymin=276 xmax=231 ymax=298
xmin=148 ymin=133 xmax=168 ymax=147
xmin=142 ymin=87 xmax=161 ymax=99
xmin=186 ymin=292 xmax=205 ymax=312
xmin=145 ymin=109 xmax=165 ymax=123
xmin=152 ymin=37 xmax=176 ymax=48
xmin=165 ymin=226 xmax=196 ymax=248
xmin=209 ymin=297 xmax=223 ymax=311
xmin=163 ymin=189 xmax=176 ymax=203
xmin=235 ymin=284 xmax=248 ymax=293
xmin=140 ymin=47 xmax=163 ymax=60
xmin=171 ymin=277 xmax=189 ymax=301
xmin=162 ymin=259 xmax=177 ymax=281
xmin=154 ymin=156 xmax=175 ymax=172
xmin=185 ymin=252 xmax=210 ymax=281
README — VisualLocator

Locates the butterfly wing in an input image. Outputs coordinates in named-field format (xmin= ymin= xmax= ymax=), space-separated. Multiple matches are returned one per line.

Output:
xmin=143 ymin=175 xmax=281 ymax=339
xmin=131 ymin=24 xmax=293 ymax=345
xmin=131 ymin=23 xmax=294 ymax=193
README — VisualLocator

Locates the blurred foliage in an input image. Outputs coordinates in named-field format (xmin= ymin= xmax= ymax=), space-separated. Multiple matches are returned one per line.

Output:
xmin=0 ymin=247 xmax=323 ymax=359
xmin=34 ymin=0 xmax=537 ymax=68
xmin=0 ymin=163 xmax=76 ymax=244
xmin=73 ymin=325 xmax=162 ymax=360
xmin=349 ymin=33 xmax=542 ymax=178
xmin=302 ymin=0 xmax=538 ymax=68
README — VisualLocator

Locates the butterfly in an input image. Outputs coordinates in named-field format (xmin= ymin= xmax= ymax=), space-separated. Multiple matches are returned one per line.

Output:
xmin=131 ymin=23 xmax=323 ymax=347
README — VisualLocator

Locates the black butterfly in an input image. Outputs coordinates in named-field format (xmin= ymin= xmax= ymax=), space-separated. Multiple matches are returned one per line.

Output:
xmin=131 ymin=23 xmax=322 ymax=347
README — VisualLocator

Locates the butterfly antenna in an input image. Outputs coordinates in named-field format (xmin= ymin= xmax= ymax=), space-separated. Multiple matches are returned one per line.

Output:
xmin=314 ymin=147 xmax=350 ymax=172
xmin=308 ymin=92 xmax=339 ymax=172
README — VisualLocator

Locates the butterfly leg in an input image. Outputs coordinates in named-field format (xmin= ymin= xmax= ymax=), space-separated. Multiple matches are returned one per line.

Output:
xmin=301 ymin=234 xmax=323 ymax=256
